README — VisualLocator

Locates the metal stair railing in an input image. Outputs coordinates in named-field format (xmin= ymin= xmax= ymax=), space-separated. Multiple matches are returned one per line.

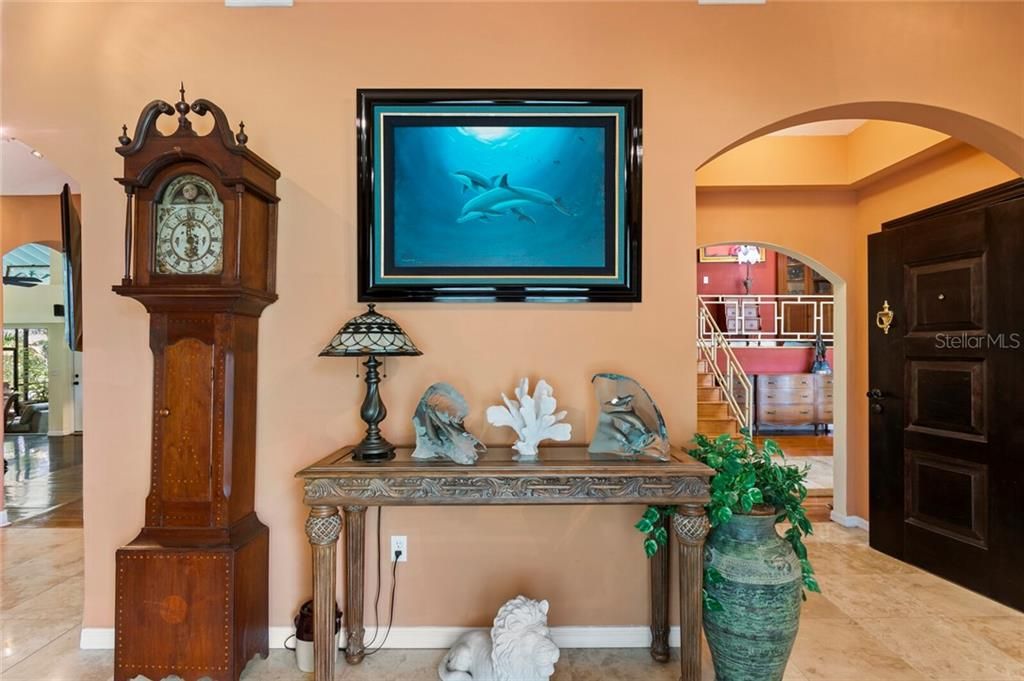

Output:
xmin=697 ymin=296 xmax=754 ymax=431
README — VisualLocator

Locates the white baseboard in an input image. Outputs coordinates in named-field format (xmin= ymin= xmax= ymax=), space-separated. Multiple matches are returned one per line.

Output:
xmin=80 ymin=628 xmax=115 ymax=649
xmin=84 ymin=626 xmax=682 ymax=651
xmin=0 ymin=509 xmax=9 ymax=528
xmin=830 ymin=510 xmax=870 ymax=531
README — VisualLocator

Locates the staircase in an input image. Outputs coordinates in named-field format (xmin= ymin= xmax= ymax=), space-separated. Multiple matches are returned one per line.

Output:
xmin=696 ymin=297 xmax=753 ymax=437
xmin=696 ymin=358 xmax=738 ymax=436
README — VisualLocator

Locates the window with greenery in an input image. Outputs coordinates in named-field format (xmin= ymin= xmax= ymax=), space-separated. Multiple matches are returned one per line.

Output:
xmin=3 ymin=328 xmax=49 ymax=403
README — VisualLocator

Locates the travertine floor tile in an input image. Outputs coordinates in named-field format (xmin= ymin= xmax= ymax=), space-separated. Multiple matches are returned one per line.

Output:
xmin=0 ymin=570 xmax=66 ymax=610
xmin=800 ymin=590 xmax=853 ymax=620
xmin=789 ymin=617 xmax=926 ymax=680
xmin=814 ymin=573 xmax=937 ymax=619
xmin=894 ymin=572 xmax=1024 ymax=618
xmin=809 ymin=542 xmax=919 ymax=577
xmin=868 ymin=616 xmax=1024 ymax=680
xmin=962 ymin=616 xmax=1024 ymax=663
xmin=3 ymin=574 xmax=84 ymax=621
xmin=804 ymin=522 xmax=866 ymax=546
xmin=0 ymin=617 xmax=79 ymax=670
xmin=5 ymin=523 xmax=1024 ymax=681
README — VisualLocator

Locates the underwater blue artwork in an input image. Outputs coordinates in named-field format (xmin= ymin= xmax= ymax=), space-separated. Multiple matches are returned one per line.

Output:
xmin=357 ymin=90 xmax=643 ymax=302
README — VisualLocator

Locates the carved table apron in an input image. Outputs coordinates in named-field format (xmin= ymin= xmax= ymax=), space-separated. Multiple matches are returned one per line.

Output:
xmin=297 ymin=445 xmax=712 ymax=681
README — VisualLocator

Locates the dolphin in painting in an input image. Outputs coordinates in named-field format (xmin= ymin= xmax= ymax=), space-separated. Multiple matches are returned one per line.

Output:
xmin=452 ymin=170 xmax=496 ymax=193
xmin=456 ymin=174 xmax=571 ymax=224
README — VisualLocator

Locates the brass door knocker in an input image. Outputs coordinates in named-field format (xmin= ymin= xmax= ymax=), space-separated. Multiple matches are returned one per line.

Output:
xmin=876 ymin=300 xmax=894 ymax=335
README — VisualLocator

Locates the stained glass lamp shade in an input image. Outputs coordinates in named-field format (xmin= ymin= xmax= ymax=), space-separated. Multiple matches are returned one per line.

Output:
xmin=320 ymin=304 xmax=422 ymax=461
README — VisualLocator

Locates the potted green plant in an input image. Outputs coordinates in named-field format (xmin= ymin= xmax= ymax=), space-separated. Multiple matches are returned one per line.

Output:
xmin=635 ymin=431 xmax=820 ymax=681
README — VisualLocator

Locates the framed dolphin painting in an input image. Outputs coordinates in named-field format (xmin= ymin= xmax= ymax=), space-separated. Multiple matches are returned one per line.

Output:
xmin=356 ymin=89 xmax=643 ymax=302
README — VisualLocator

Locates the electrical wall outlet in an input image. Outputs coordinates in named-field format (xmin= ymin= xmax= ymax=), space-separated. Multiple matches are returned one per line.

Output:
xmin=390 ymin=535 xmax=408 ymax=562
xmin=703 ymin=275 xmax=710 ymax=284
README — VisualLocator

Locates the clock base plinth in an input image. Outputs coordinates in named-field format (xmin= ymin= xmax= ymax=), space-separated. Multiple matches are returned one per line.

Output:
xmin=114 ymin=515 xmax=268 ymax=681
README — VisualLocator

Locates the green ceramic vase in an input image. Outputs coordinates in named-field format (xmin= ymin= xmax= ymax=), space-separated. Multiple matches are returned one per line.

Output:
xmin=703 ymin=511 xmax=803 ymax=681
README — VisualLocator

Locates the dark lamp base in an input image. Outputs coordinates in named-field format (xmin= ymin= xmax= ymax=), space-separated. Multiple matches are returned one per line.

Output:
xmin=352 ymin=438 xmax=396 ymax=462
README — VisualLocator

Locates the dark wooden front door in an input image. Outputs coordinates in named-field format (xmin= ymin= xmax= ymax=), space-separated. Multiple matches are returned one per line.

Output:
xmin=868 ymin=180 xmax=1024 ymax=611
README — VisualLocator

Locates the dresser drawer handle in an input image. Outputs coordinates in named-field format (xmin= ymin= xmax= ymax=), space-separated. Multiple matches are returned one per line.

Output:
xmin=156 ymin=408 xmax=171 ymax=417
xmin=800 ymin=410 xmax=810 ymax=415
xmin=766 ymin=410 xmax=776 ymax=415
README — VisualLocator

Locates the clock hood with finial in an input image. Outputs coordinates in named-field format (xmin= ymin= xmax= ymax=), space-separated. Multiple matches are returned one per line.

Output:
xmin=115 ymin=84 xmax=279 ymax=200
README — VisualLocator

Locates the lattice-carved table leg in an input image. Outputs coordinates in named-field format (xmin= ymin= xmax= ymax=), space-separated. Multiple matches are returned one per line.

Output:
xmin=674 ymin=504 xmax=710 ymax=681
xmin=650 ymin=512 xmax=671 ymax=663
xmin=306 ymin=505 xmax=341 ymax=681
xmin=344 ymin=505 xmax=368 ymax=664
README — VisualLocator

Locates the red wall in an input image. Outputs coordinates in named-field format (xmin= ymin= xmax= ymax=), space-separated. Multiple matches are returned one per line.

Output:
xmin=715 ymin=347 xmax=835 ymax=375
xmin=697 ymin=248 xmax=778 ymax=296
xmin=698 ymin=248 xmax=833 ymax=375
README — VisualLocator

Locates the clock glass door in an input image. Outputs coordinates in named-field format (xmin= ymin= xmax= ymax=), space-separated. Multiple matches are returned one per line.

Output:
xmin=155 ymin=174 xmax=225 ymax=276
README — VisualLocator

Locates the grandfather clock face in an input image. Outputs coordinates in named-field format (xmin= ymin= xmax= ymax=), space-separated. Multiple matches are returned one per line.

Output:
xmin=155 ymin=174 xmax=225 ymax=275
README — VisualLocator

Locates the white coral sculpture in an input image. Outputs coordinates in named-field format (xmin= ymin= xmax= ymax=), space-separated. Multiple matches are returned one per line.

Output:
xmin=486 ymin=378 xmax=572 ymax=461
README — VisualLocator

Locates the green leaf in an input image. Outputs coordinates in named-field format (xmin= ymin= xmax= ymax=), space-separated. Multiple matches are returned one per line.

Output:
xmin=804 ymin=575 xmax=821 ymax=593
xmin=643 ymin=507 xmax=660 ymax=523
xmin=749 ymin=487 xmax=764 ymax=504
xmin=704 ymin=566 xmax=725 ymax=585
xmin=635 ymin=518 xmax=654 ymax=533
xmin=654 ymin=527 xmax=668 ymax=546
xmin=644 ymin=538 xmax=658 ymax=557
xmin=703 ymin=591 xmax=724 ymax=612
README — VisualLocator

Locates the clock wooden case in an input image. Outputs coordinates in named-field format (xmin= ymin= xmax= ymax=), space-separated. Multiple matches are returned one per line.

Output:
xmin=111 ymin=88 xmax=280 ymax=681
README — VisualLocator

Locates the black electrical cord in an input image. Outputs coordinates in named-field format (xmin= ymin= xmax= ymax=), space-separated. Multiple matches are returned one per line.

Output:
xmin=362 ymin=506 xmax=384 ymax=651
xmin=364 ymin=549 xmax=400 ymax=656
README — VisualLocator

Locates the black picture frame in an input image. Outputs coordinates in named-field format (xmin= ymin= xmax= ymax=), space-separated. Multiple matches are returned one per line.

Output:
xmin=356 ymin=89 xmax=643 ymax=302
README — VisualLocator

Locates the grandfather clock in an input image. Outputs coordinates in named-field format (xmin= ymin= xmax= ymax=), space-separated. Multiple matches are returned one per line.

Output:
xmin=112 ymin=87 xmax=279 ymax=681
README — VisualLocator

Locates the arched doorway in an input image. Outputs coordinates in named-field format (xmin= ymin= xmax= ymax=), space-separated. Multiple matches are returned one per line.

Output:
xmin=696 ymin=240 xmax=849 ymax=519
xmin=2 ymin=136 xmax=84 ymax=531
xmin=696 ymin=112 xmax=1022 ymax=531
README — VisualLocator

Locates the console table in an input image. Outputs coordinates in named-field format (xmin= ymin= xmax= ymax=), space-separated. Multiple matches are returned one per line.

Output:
xmin=297 ymin=444 xmax=712 ymax=681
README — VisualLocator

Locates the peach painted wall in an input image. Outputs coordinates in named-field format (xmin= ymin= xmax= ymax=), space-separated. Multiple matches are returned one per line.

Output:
xmin=696 ymin=121 xmax=958 ymax=190
xmin=696 ymin=136 xmax=851 ymax=188
xmin=1 ymin=195 xmax=67 ymax=254
xmin=1 ymin=1 xmax=1022 ymax=631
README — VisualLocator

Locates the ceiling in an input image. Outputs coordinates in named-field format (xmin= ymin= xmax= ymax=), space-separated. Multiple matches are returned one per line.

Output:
xmin=0 ymin=136 xmax=79 ymax=196
xmin=4 ymin=243 xmax=54 ymax=268
xmin=769 ymin=120 xmax=867 ymax=137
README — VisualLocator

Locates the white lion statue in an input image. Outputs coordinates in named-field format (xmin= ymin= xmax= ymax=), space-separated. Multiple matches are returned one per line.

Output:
xmin=438 ymin=595 xmax=560 ymax=681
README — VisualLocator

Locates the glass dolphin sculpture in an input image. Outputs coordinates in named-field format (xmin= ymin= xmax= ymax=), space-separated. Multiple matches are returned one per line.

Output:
xmin=411 ymin=382 xmax=486 ymax=465
xmin=588 ymin=373 xmax=670 ymax=461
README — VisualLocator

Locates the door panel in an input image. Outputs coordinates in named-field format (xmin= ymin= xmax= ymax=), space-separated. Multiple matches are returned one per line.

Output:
xmin=905 ymin=449 xmax=988 ymax=548
xmin=869 ymin=184 xmax=1024 ymax=611
xmin=906 ymin=360 xmax=986 ymax=441
xmin=906 ymin=257 xmax=984 ymax=333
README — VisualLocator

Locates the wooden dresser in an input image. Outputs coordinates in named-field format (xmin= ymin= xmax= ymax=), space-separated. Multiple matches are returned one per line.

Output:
xmin=755 ymin=373 xmax=833 ymax=434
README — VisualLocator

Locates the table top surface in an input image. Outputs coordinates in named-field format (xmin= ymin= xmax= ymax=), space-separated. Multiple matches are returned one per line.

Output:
xmin=296 ymin=444 xmax=713 ymax=479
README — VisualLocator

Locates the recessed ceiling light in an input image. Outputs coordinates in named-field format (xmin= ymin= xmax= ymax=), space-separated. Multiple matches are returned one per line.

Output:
xmin=31 ymin=149 xmax=44 ymax=159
